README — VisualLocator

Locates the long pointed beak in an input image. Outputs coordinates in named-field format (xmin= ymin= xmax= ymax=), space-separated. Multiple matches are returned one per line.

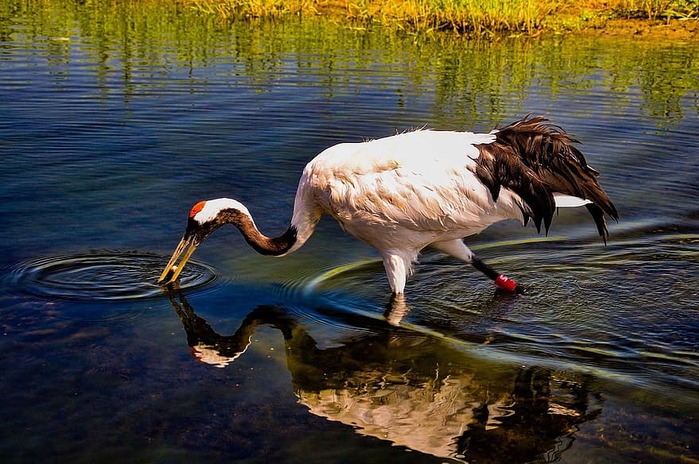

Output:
xmin=158 ymin=236 xmax=199 ymax=285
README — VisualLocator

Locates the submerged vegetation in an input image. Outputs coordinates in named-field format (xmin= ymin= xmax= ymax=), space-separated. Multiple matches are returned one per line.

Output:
xmin=183 ymin=0 xmax=699 ymax=35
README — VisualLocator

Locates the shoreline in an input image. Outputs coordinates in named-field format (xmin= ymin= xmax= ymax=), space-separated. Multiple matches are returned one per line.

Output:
xmin=573 ymin=18 xmax=698 ymax=40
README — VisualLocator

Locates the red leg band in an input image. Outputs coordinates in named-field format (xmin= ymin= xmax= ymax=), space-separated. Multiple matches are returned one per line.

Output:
xmin=495 ymin=274 xmax=518 ymax=292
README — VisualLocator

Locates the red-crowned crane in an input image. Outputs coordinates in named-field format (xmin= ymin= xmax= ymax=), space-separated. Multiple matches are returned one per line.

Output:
xmin=159 ymin=116 xmax=618 ymax=296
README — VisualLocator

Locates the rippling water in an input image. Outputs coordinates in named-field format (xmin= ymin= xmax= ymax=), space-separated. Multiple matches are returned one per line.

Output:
xmin=1 ymin=1 xmax=698 ymax=463
xmin=8 ymin=251 xmax=216 ymax=302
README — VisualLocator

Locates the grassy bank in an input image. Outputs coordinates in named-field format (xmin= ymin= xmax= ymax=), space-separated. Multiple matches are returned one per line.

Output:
xmin=183 ymin=0 xmax=698 ymax=36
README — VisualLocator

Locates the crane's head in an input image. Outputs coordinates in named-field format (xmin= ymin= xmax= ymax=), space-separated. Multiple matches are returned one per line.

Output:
xmin=158 ymin=199 xmax=250 ymax=285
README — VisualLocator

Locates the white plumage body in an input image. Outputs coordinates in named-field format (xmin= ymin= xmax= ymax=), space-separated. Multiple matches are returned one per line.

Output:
xmin=290 ymin=130 xmax=537 ymax=293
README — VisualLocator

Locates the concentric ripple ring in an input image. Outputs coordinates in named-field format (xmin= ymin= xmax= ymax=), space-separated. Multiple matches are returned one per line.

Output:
xmin=10 ymin=250 xmax=216 ymax=301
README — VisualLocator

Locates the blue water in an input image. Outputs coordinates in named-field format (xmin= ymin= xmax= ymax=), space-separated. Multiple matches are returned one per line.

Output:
xmin=1 ymin=3 xmax=698 ymax=462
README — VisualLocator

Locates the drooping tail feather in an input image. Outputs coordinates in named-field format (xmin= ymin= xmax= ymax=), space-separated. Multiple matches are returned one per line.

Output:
xmin=473 ymin=115 xmax=619 ymax=242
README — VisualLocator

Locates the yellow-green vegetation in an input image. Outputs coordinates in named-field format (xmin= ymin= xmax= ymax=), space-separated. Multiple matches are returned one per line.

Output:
xmin=183 ymin=0 xmax=698 ymax=35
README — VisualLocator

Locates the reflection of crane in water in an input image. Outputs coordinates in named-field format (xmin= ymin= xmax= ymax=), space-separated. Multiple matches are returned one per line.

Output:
xmin=167 ymin=289 xmax=603 ymax=463
xmin=159 ymin=116 xmax=617 ymax=297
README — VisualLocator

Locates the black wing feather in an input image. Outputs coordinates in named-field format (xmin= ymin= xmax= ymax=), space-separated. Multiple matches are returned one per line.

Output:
xmin=472 ymin=115 xmax=618 ymax=241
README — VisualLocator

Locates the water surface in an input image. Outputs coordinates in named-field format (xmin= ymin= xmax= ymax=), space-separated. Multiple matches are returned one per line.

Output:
xmin=1 ymin=2 xmax=698 ymax=463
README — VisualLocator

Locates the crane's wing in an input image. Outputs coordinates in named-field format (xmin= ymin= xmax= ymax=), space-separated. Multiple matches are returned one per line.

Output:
xmin=472 ymin=116 xmax=619 ymax=241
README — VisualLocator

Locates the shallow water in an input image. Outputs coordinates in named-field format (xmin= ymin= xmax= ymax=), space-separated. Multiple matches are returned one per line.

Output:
xmin=1 ymin=1 xmax=698 ymax=463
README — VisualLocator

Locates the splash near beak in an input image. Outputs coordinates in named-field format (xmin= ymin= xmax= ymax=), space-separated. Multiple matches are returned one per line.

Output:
xmin=158 ymin=236 xmax=198 ymax=284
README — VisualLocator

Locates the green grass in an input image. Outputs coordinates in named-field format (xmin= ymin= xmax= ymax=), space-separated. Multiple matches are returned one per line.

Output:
xmin=181 ymin=0 xmax=698 ymax=35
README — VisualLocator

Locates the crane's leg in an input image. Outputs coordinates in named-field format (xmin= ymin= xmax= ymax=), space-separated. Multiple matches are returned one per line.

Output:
xmin=381 ymin=250 xmax=416 ymax=295
xmin=429 ymin=239 xmax=524 ymax=294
